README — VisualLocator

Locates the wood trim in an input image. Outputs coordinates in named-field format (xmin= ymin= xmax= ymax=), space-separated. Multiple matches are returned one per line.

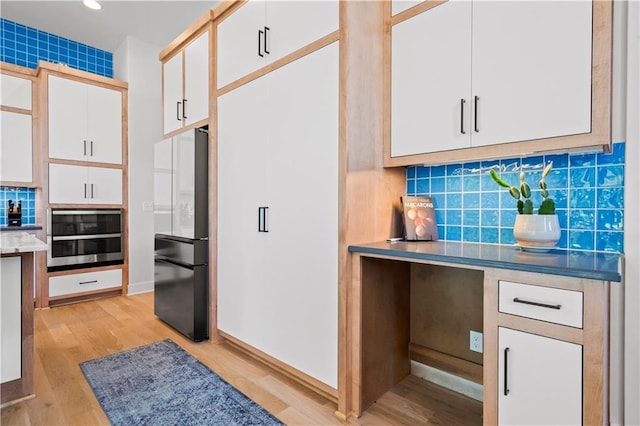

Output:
xmin=382 ymin=0 xmax=613 ymax=167
xmin=482 ymin=269 xmax=499 ymax=426
xmin=218 ymin=330 xmax=338 ymax=403
xmin=48 ymin=286 xmax=121 ymax=301
xmin=389 ymin=0 xmax=448 ymax=26
xmin=47 ymin=288 xmax=122 ymax=307
xmin=158 ymin=10 xmax=216 ymax=60
xmin=217 ymin=31 xmax=340 ymax=96
xmin=409 ymin=343 xmax=483 ymax=385
xmin=46 ymin=158 xmax=125 ymax=169
xmin=496 ymin=313 xmax=584 ymax=345
xmin=46 ymin=263 xmax=124 ymax=278
xmin=36 ymin=62 xmax=127 ymax=89
xmin=1 ymin=252 xmax=35 ymax=404
xmin=0 ymin=181 xmax=38 ymax=188
xmin=0 ymin=62 xmax=38 ymax=77
xmin=0 ymin=105 xmax=32 ymax=115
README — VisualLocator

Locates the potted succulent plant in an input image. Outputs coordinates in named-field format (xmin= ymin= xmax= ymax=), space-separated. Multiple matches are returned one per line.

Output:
xmin=489 ymin=163 xmax=560 ymax=248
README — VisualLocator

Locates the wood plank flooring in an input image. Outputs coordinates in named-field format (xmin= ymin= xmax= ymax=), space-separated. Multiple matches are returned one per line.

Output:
xmin=1 ymin=292 xmax=482 ymax=425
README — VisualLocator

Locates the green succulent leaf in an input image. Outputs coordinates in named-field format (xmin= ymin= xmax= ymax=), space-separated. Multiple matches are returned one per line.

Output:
xmin=542 ymin=162 xmax=553 ymax=178
xmin=541 ymin=189 xmax=549 ymax=198
xmin=539 ymin=180 xmax=548 ymax=190
xmin=520 ymin=182 xmax=531 ymax=199
xmin=517 ymin=200 xmax=524 ymax=214
xmin=519 ymin=171 xmax=525 ymax=183
xmin=489 ymin=169 xmax=511 ymax=188
xmin=509 ymin=186 xmax=521 ymax=200
xmin=539 ymin=198 xmax=556 ymax=215
xmin=523 ymin=199 xmax=534 ymax=214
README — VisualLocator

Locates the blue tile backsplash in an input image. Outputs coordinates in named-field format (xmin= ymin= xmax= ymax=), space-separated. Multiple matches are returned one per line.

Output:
xmin=406 ymin=142 xmax=625 ymax=253
xmin=0 ymin=187 xmax=37 ymax=225
xmin=0 ymin=18 xmax=113 ymax=77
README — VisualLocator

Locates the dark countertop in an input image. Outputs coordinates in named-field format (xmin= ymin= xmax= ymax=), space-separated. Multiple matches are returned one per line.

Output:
xmin=0 ymin=225 xmax=43 ymax=232
xmin=348 ymin=241 xmax=622 ymax=283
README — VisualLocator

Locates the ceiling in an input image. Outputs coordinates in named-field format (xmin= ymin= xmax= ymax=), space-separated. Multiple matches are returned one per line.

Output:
xmin=1 ymin=1 xmax=220 ymax=53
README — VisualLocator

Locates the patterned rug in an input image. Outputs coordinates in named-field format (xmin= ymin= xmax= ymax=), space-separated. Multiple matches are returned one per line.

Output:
xmin=80 ymin=339 xmax=283 ymax=426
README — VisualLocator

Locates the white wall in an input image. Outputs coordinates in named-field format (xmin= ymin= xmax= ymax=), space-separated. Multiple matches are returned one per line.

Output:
xmin=624 ymin=1 xmax=640 ymax=424
xmin=114 ymin=36 xmax=163 ymax=295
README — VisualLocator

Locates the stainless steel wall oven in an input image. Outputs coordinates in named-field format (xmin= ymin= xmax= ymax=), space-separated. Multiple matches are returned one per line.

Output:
xmin=47 ymin=208 xmax=124 ymax=271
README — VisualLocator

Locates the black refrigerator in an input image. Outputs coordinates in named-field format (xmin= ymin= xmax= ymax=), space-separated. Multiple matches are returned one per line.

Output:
xmin=153 ymin=126 xmax=209 ymax=341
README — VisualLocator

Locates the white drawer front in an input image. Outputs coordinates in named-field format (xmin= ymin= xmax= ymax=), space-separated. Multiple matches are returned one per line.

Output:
xmin=499 ymin=281 xmax=583 ymax=328
xmin=49 ymin=269 xmax=122 ymax=297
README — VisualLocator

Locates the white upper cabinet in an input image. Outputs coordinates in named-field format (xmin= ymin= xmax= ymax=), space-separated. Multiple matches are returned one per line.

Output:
xmin=48 ymin=75 xmax=122 ymax=164
xmin=0 ymin=111 xmax=32 ymax=183
xmin=217 ymin=0 xmax=338 ymax=89
xmin=390 ymin=0 xmax=594 ymax=161
xmin=0 ymin=74 xmax=32 ymax=110
xmin=49 ymin=163 xmax=122 ymax=205
xmin=163 ymin=30 xmax=209 ymax=135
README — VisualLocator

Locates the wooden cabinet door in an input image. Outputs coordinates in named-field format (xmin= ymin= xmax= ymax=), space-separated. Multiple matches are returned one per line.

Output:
xmin=163 ymin=52 xmax=183 ymax=135
xmin=216 ymin=69 xmax=269 ymax=341
xmin=184 ymin=31 xmax=209 ymax=127
xmin=48 ymin=76 xmax=87 ymax=162
xmin=471 ymin=1 xmax=592 ymax=147
xmin=262 ymin=42 xmax=339 ymax=387
xmin=0 ymin=111 xmax=32 ymax=183
xmin=498 ymin=327 xmax=582 ymax=425
xmin=217 ymin=0 xmax=266 ymax=89
xmin=391 ymin=1 xmax=472 ymax=157
xmin=86 ymin=84 xmax=122 ymax=164
xmin=265 ymin=0 xmax=338 ymax=64
xmin=49 ymin=163 xmax=89 ymax=204
xmin=88 ymin=166 xmax=123 ymax=205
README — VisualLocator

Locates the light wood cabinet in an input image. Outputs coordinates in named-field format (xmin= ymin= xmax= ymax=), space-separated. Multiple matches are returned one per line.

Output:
xmin=0 ymin=111 xmax=32 ymax=183
xmin=216 ymin=0 xmax=338 ymax=89
xmin=49 ymin=163 xmax=122 ymax=205
xmin=498 ymin=327 xmax=582 ymax=425
xmin=162 ymin=30 xmax=209 ymax=135
xmin=217 ymin=42 xmax=339 ymax=388
xmin=387 ymin=0 xmax=610 ymax=166
xmin=48 ymin=75 xmax=122 ymax=165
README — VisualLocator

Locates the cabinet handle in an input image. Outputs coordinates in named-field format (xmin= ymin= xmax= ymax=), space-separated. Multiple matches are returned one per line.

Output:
xmin=474 ymin=96 xmax=479 ymax=133
xmin=504 ymin=347 xmax=510 ymax=396
xmin=84 ymin=140 xmax=87 ymax=156
xmin=460 ymin=98 xmax=466 ymax=134
xmin=513 ymin=297 xmax=561 ymax=310
xmin=258 ymin=29 xmax=264 ymax=57
xmin=79 ymin=280 xmax=98 ymax=285
xmin=182 ymin=98 xmax=188 ymax=119
xmin=84 ymin=183 xmax=87 ymax=199
xmin=176 ymin=101 xmax=182 ymax=121
xmin=90 ymin=140 xmax=94 ymax=156
xmin=91 ymin=183 xmax=94 ymax=199
xmin=258 ymin=207 xmax=269 ymax=232
xmin=264 ymin=26 xmax=270 ymax=54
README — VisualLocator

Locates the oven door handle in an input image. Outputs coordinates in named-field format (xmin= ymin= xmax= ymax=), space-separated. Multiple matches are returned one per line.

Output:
xmin=51 ymin=233 xmax=122 ymax=241
xmin=50 ymin=210 xmax=122 ymax=215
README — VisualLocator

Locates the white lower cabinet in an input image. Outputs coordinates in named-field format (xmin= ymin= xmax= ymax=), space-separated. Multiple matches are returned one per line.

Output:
xmin=49 ymin=268 xmax=122 ymax=298
xmin=218 ymin=42 xmax=339 ymax=388
xmin=498 ymin=327 xmax=582 ymax=425
xmin=1 ymin=257 xmax=22 ymax=383
xmin=49 ymin=163 xmax=122 ymax=205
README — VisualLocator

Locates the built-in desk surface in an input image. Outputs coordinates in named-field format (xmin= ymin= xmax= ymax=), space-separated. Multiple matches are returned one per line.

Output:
xmin=348 ymin=241 xmax=622 ymax=283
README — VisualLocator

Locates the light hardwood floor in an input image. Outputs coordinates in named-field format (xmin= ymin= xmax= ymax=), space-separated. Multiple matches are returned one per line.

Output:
xmin=1 ymin=292 xmax=482 ymax=425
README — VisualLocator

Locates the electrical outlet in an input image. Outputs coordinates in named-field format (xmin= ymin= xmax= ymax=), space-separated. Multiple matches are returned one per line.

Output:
xmin=142 ymin=201 xmax=154 ymax=212
xmin=470 ymin=330 xmax=483 ymax=353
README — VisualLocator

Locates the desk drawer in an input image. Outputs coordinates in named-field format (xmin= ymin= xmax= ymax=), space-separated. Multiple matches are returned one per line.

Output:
xmin=499 ymin=281 xmax=583 ymax=328
xmin=49 ymin=269 xmax=122 ymax=298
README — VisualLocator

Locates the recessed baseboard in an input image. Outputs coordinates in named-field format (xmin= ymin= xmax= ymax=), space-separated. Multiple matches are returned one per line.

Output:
xmin=127 ymin=280 xmax=154 ymax=295
xmin=411 ymin=360 xmax=483 ymax=402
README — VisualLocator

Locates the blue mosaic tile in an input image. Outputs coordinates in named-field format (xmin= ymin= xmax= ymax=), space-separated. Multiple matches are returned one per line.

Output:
xmin=597 ymin=165 xmax=624 ymax=187
xmin=570 ymin=167 xmax=596 ymax=188
xmin=481 ymin=210 xmax=499 ymax=227
xmin=463 ymin=192 xmax=480 ymax=209
xmin=416 ymin=179 xmax=429 ymax=194
xmin=446 ymin=176 xmax=462 ymax=192
xmin=0 ymin=18 xmax=112 ymax=77
xmin=481 ymin=192 xmax=499 ymax=209
xmin=431 ymin=165 xmax=446 ymax=177
xmin=431 ymin=177 xmax=445 ymax=193
xmin=569 ymin=209 xmax=596 ymax=229
xmin=596 ymin=231 xmax=623 ymax=252
xmin=569 ymin=152 xmax=596 ymax=167
xmin=500 ymin=228 xmax=516 ymax=245
xmin=569 ymin=188 xmax=596 ymax=209
xmin=463 ymin=175 xmax=480 ymax=192
xmin=597 ymin=210 xmax=624 ymax=231
xmin=446 ymin=193 xmax=462 ymax=209
xmin=446 ymin=164 xmax=463 ymax=176
xmin=446 ymin=209 xmax=462 ymax=225
xmin=463 ymin=226 xmax=479 ymax=242
xmin=597 ymin=187 xmax=624 ymax=209
xmin=481 ymin=227 xmax=499 ymax=244
xmin=463 ymin=210 xmax=479 ymax=226
xmin=597 ymin=142 xmax=625 ymax=165
xmin=446 ymin=226 xmax=462 ymax=241
xmin=416 ymin=166 xmax=429 ymax=178
xmin=569 ymin=230 xmax=595 ymax=251
xmin=407 ymin=168 xmax=416 ymax=179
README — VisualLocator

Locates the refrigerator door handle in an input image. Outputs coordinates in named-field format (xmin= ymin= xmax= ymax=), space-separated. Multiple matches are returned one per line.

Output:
xmin=258 ymin=207 xmax=269 ymax=232
xmin=154 ymin=256 xmax=194 ymax=270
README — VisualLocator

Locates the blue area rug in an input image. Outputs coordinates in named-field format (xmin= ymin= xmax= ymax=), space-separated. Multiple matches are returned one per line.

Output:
xmin=80 ymin=339 xmax=283 ymax=426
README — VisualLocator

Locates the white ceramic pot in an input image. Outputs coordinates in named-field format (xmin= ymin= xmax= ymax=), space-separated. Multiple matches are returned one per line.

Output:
xmin=513 ymin=214 xmax=560 ymax=247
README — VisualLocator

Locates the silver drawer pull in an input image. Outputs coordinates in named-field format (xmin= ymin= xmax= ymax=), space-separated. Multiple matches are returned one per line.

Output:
xmin=513 ymin=297 xmax=561 ymax=310
xmin=79 ymin=280 xmax=98 ymax=285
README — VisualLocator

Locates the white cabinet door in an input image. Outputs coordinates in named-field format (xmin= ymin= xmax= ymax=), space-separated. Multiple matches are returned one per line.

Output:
xmin=265 ymin=0 xmax=338 ymax=65
xmin=184 ymin=31 xmax=209 ymax=127
xmin=391 ymin=0 xmax=472 ymax=157
xmin=88 ymin=167 xmax=123 ymax=205
xmin=86 ymin=84 xmax=122 ymax=164
xmin=48 ymin=76 xmax=87 ymax=162
xmin=0 ymin=111 xmax=32 ymax=183
xmin=163 ymin=52 xmax=183 ymax=135
xmin=471 ymin=1 xmax=592 ymax=147
xmin=49 ymin=164 xmax=122 ymax=205
xmin=263 ymin=42 xmax=339 ymax=387
xmin=0 ymin=74 xmax=32 ymax=109
xmin=217 ymin=70 xmax=268 ymax=341
xmin=1 ymin=257 xmax=21 ymax=383
xmin=49 ymin=75 xmax=122 ymax=164
xmin=217 ymin=0 xmax=266 ymax=89
xmin=498 ymin=327 xmax=582 ymax=425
